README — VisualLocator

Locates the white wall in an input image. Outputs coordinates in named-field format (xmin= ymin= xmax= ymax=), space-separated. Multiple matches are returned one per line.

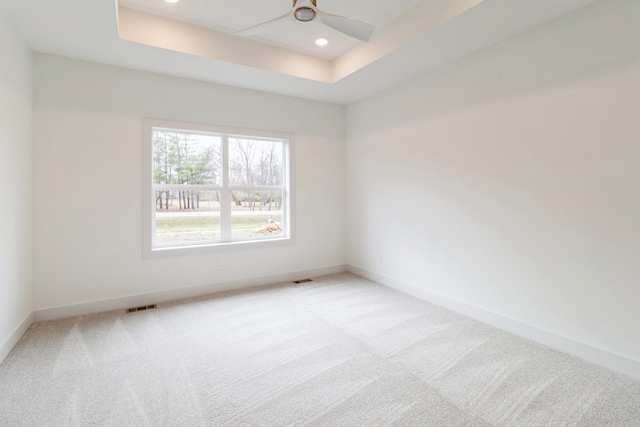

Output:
xmin=33 ymin=55 xmax=346 ymax=313
xmin=0 ymin=14 xmax=33 ymax=361
xmin=347 ymin=0 xmax=640 ymax=366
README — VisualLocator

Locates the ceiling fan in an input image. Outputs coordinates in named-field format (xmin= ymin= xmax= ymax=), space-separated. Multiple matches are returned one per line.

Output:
xmin=234 ymin=0 xmax=375 ymax=42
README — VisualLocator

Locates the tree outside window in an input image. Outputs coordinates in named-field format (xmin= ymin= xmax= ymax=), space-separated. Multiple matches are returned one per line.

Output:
xmin=144 ymin=120 xmax=291 ymax=254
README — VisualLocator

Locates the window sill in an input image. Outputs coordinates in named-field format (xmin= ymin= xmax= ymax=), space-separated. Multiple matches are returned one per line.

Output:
xmin=143 ymin=236 xmax=294 ymax=259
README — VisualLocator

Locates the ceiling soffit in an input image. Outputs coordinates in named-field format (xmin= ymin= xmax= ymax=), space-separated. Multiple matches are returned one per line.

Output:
xmin=116 ymin=0 xmax=485 ymax=84
xmin=1 ymin=0 xmax=600 ymax=104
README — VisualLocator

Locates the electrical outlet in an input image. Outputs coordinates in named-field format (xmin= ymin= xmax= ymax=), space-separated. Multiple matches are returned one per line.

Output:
xmin=216 ymin=260 xmax=223 ymax=270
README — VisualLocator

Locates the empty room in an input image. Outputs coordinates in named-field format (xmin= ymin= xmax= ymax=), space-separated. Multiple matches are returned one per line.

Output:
xmin=1 ymin=0 xmax=639 ymax=425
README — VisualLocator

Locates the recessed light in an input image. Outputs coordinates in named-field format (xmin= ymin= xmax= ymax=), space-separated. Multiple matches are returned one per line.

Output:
xmin=315 ymin=37 xmax=328 ymax=46
xmin=165 ymin=0 xmax=179 ymax=3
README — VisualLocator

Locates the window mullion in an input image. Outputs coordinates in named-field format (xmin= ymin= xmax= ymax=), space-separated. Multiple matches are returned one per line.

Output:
xmin=146 ymin=119 xmax=291 ymax=256
xmin=220 ymin=135 xmax=232 ymax=241
xmin=227 ymin=186 xmax=285 ymax=192
xmin=153 ymin=185 xmax=222 ymax=191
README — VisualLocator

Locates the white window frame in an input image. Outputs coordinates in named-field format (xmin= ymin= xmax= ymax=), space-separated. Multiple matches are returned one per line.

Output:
xmin=142 ymin=118 xmax=294 ymax=258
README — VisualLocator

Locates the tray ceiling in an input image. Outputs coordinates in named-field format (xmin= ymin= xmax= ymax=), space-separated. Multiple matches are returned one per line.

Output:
xmin=0 ymin=0 xmax=598 ymax=104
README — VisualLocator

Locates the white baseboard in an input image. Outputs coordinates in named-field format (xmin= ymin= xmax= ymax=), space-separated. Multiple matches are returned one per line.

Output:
xmin=0 ymin=311 xmax=34 ymax=365
xmin=348 ymin=264 xmax=640 ymax=382
xmin=34 ymin=264 xmax=347 ymax=322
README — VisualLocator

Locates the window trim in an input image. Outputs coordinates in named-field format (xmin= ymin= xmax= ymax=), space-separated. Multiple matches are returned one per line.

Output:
xmin=142 ymin=118 xmax=295 ymax=259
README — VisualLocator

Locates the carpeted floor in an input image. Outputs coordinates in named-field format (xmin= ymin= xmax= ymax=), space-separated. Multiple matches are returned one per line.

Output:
xmin=1 ymin=273 xmax=639 ymax=426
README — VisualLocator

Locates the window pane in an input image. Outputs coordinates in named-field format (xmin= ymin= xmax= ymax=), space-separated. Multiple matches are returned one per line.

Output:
xmin=229 ymin=138 xmax=284 ymax=186
xmin=154 ymin=191 xmax=220 ymax=245
xmin=146 ymin=119 xmax=291 ymax=254
xmin=152 ymin=130 xmax=222 ymax=186
xmin=231 ymin=191 xmax=284 ymax=239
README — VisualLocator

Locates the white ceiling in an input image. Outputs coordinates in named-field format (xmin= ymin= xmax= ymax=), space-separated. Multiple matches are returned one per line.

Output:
xmin=119 ymin=0 xmax=423 ymax=59
xmin=0 ymin=0 xmax=598 ymax=105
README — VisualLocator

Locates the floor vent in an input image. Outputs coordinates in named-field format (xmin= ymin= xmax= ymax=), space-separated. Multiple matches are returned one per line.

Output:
xmin=126 ymin=304 xmax=157 ymax=313
xmin=293 ymin=278 xmax=313 ymax=284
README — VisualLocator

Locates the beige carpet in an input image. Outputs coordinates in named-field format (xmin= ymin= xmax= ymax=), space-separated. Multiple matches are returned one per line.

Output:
xmin=1 ymin=273 xmax=639 ymax=426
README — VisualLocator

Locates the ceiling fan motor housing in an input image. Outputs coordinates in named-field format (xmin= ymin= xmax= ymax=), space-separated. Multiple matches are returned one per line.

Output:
xmin=293 ymin=0 xmax=318 ymax=22
xmin=293 ymin=0 xmax=317 ymax=6
xmin=294 ymin=7 xmax=316 ymax=22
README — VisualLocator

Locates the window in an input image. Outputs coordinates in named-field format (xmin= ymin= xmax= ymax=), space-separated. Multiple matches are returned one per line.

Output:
xmin=143 ymin=119 xmax=292 ymax=257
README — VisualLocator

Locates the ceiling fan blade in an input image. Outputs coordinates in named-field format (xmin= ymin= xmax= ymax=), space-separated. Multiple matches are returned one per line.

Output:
xmin=234 ymin=10 xmax=293 ymax=37
xmin=316 ymin=10 xmax=374 ymax=42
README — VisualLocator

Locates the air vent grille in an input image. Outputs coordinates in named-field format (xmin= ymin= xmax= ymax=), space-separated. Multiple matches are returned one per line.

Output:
xmin=126 ymin=304 xmax=157 ymax=313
